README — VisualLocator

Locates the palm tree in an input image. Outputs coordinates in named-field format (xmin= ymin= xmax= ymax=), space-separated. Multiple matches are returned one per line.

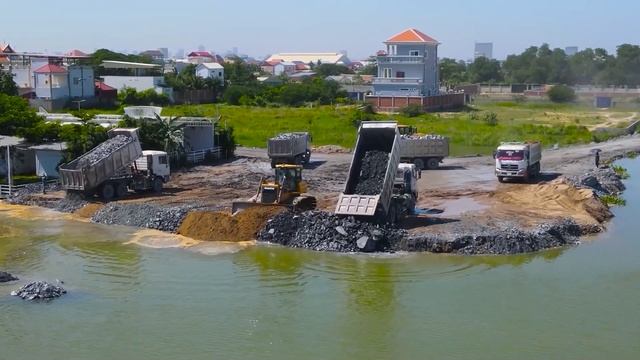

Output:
xmin=153 ymin=114 xmax=185 ymax=155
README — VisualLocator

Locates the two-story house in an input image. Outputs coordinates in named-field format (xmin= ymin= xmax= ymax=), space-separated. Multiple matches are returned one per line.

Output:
xmin=373 ymin=28 xmax=440 ymax=96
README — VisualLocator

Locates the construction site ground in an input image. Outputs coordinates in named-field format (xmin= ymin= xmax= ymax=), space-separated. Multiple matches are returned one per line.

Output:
xmin=36 ymin=134 xmax=637 ymax=241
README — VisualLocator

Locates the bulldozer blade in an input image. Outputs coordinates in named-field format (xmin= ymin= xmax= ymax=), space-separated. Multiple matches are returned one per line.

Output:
xmin=231 ymin=201 xmax=288 ymax=215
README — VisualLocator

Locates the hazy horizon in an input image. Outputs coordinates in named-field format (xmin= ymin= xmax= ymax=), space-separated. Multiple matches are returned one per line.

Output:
xmin=2 ymin=0 xmax=639 ymax=60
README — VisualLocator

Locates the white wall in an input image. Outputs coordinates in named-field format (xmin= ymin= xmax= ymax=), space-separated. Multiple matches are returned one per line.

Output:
xmin=35 ymin=150 xmax=63 ymax=177
xmin=195 ymin=67 xmax=224 ymax=80
xmin=183 ymin=125 xmax=214 ymax=152
xmin=102 ymin=76 xmax=165 ymax=92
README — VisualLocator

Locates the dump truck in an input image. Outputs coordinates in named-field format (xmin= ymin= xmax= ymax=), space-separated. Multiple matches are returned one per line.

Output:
xmin=267 ymin=132 xmax=312 ymax=168
xmin=494 ymin=141 xmax=542 ymax=182
xmin=231 ymin=164 xmax=316 ymax=214
xmin=398 ymin=125 xmax=449 ymax=170
xmin=59 ymin=128 xmax=171 ymax=201
xmin=334 ymin=121 xmax=417 ymax=223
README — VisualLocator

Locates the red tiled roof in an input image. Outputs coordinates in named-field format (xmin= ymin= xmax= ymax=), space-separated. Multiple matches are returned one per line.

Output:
xmin=95 ymin=81 xmax=116 ymax=91
xmin=188 ymin=51 xmax=214 ymax=58
xmin=33 ymin=64 xmax=67 ymax=74
xmin=66 ymin=49 xmax=88 ymax=57
xmin=386 ymin=28 xmax=438 ymax=44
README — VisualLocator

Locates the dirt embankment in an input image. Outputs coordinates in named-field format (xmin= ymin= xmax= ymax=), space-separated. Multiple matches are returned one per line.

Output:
xmin=178 ymin=206 xmax=285 ymax=242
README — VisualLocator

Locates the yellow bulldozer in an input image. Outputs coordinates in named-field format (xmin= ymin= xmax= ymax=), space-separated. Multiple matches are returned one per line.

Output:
xmin=231 ymin=164 xmax=317 ymax=214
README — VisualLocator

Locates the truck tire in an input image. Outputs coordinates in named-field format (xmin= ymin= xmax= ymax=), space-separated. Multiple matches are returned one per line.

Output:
xmin=270 ymin=159 xmax=277 ymax=169
xmin=497 ymin=176 xmax=505 ymax=183
xmin=303 ymin=150 xmax=311 ymax=164
xmin=413 ymin=158 xmax=424 ymax=170
xmin=426 ymin=158 xmax=440 ymax=170
xmin=152 ymin=177 xmax=163 ymax=193
xmin=100 ymin=183 xmax=115 ymax=201
xmin=115 ymin=183 xmax=128 ymax=198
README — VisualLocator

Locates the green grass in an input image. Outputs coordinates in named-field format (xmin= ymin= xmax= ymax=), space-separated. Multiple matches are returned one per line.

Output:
xmin=600 ymin=194 xmax=626 ymax=206
xmin=611 ymin=165 xmax=630 ymax=179
xmin=0 ymin=174 xmax=41 ymax=185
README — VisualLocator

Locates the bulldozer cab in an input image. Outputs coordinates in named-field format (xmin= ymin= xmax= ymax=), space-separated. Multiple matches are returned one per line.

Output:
xmin=274 ymin=164 xmax=306 ymax=194
xmin=398 ymin=125 xmax=417 ymax=136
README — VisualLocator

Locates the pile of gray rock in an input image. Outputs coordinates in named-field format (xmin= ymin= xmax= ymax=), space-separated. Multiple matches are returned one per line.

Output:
xmin=73 ymin=135 xmax=131 ymax=169
xmin=258 ymin=211 xmax=405 ymax=252
xmin=355 ymin=150 xmax=389 ymax=195
xmin=397 ymin=218 xmax=594 ymax=255
xmin=566 ymin=166 xmax=625 ymax=196
xmin=400 ymin=134 xmax=446 ymax=140
xmin=0 ymin=271 xmax=18 ymax=283
xmin=271 ymin=133 xmax=304 ymax=140
xmin=11 ymin=281 xmax=66 ymax=300
xmin=91 ymin=203 xmax=192 ymax=232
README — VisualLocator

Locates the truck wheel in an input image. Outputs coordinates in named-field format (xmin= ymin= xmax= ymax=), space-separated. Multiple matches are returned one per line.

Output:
xmin=270 ymin=160 xmax=277 ymax=168
xmin=152 ymin=178 xmax=163 ymax=193
xmin=100 ymin=183 xmax=115 ymax=201
xmin=115 ymin=183 xmax=128 ymax=198
xmin=413 ymin=158 xmax=424 ymax=170
xmin=497 ymin=176 xmax=505 ymax=183
xmin=303 ymin=151 xmax=311 ymax=164
xmin=426 ymin=158 xmax=440 ymax=170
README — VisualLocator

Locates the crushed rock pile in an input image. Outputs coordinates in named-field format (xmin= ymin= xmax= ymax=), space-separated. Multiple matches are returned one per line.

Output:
xmin=355 ymin=150 xmax=389 ymax=195
xmin=178 ymin=206 xmax=285 ymax=242
xmin=0 ymin=271 xmax=18 ymax=283
xmin=400 ymin=134 xmax=447 ymax=140
xmin=258 ymin=211 xmax=406 ymax=252
xmin=91 ymin=203 xmax=192 ymax=232
xmin=11 ymin=281 xmax=66 ymax=301
xmin=72 ymin=135 xmax=131 ymax=169
xmin=566 ymin=166 xmax=625 ymax=196
xmin=397 ymin=218 xmax=596 ymax=255
xmin=271 ymin=133 xmax=306 ymax=140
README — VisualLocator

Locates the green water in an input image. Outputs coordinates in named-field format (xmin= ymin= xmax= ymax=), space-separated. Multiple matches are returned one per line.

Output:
xmin=1 ymin=160 xmax=640 ymax=360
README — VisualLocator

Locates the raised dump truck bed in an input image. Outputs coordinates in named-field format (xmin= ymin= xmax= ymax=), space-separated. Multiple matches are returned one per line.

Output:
xmin=59 ymin=128 xmax=143 ymax=193
xmin=335 ymin=121 xmax=400 ymax=218
xmin=267 ymin=132 xmax=311 ymax=167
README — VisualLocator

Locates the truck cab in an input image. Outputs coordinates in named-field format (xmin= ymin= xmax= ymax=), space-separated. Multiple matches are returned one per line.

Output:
xmin=395 ymin=163 xmax=419 ymax=201
xmin=134 ymin=150 xmax=170 ymax=182
xmin=494 ymin=142 xmax=541 ymax=182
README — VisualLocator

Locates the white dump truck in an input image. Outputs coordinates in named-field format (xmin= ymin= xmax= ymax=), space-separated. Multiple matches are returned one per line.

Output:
xmin=334 ymin=121 xmax=417 ymax=224
xmin=267 ymin=132 xmax=312 ymax=168
xmin=59 ymin=128 xmax=171 ymax=201
xmin=398 ymin=125 xmax=449 ymax=170
xmin=494 ymin=141 xmax=542 ymax=182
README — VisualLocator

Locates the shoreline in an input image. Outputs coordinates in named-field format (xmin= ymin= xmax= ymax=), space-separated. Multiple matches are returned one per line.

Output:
xmin=2 ymin=139 xmax=637 ymax=256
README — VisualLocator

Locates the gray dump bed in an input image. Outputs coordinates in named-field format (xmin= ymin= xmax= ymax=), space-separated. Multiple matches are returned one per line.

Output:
xmin=59 ymin=128 xmax=143 ymax=192
xmin=267 ymin=133 xmax=309 ymax=158
xmin=400 ymin=135 xmax=449 ymax=158
xmin=335 ymin=121 xmax=400 ymax=217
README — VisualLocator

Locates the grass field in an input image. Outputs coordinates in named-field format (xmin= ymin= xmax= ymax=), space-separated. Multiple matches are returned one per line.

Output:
xmin=87 ymin=100 xmax=637 ymax=156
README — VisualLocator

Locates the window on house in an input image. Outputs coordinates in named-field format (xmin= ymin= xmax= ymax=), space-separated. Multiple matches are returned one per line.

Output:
xmin=158 ymin=155 xmax=168 ymax=165
xmin=382 ymin=68 xmax=392 ymax=78
xmin=219 ymin=71 xmax=222 ymax=77
xmin=388 ymin=45 xmax=397 ymax=55
xmin=410 ymin=50 xmax=419 ymax=56
xmin=396 ymin=71 xmax=405 ymax=78
xmin=400 ymin=88 xmax=409 ymax=91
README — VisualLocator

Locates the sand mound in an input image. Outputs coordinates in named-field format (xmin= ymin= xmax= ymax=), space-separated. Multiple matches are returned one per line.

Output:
xmin=491 ymin=180 xmax=612 ymax=225
xmin=178 ymin=206 xmax=286 ymax=242
xmin=74 ymin=203 xmax=104 ymax=219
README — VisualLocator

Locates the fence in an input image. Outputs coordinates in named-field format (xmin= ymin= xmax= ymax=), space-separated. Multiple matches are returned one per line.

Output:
xmin=186 ymin=147 xmax=222 ymax=163
xmin=0 ymin=179 xmax=58 ymax=199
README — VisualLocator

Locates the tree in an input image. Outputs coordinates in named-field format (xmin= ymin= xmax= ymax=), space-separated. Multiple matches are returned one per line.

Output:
xmin=439 ymin=58 xmax=468 ymax=86
xmin=223 ymin=57 xmax=260 ymax=85
xmin=0 ymin=71 xmax=18 ymax=96
xmin=547 ymin=85 xmax=576 ymax=103
xmin=0 ymin=94 xmax=43 ymax=136
xmin=468 ymin=56 xmax=503 ymax=83
xmin=314 ymin=63 xmax=353 ymax=77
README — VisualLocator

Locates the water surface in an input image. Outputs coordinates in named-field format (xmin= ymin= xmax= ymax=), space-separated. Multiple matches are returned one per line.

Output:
xmin=1 ymin=159 xmax=639 ymax=360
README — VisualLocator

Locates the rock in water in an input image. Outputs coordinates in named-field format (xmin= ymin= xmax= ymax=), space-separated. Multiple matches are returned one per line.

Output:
xmin=0 ymin=271 xmax=18 ymax=283
xmin=11 ymin=281 xmax=67 ymax=301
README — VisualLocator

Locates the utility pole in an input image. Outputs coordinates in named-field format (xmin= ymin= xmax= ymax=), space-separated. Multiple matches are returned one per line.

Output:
xmin=6 ymin=145 xmax=12 ymax=196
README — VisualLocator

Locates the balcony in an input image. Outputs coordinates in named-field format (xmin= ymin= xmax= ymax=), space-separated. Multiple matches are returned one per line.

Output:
xmin=377 ymin=55 xmax=424 ymax=64
xmin=373 ymin=77 xmax=422 ymax=85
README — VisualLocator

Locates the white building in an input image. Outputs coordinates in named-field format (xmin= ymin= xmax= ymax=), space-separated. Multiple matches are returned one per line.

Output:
xmin=273 ymin=61 xmax=296 ymax=76
xmin=195 ymin=62 xmax=224 ymax=80
xmin=474 ymin=42 xmax=493 ymax=59
xmin=100 ymin=60 xmax=171 ymax=97
xmin=266 ymin=52 xmax=350 ymax=65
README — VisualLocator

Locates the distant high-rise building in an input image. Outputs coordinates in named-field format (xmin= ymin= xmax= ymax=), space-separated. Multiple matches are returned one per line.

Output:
xmin=474 ymin=42 xmax=493 ymax=59
xmin=565 ymin=46 xmax=578 ymax=56
xmin=175 ymin=48 xmax=185 ymax=59
xmin=158 ymin=48 xmax=169 ymax=59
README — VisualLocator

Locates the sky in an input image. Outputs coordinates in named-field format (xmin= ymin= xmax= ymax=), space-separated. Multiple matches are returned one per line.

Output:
xmin=2 ymin=0 xmax=639 ymax=60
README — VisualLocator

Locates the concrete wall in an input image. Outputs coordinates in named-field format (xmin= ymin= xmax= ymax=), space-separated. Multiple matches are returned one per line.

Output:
xmin=182 ymin=125 xmax=214 ymax=152
xmin=35 ymin=73 xmax=68 ymax=99
xmin=68 ymin=66 xmax=95 ymax=98
xmin=365 ymin=93 xmax=465 ymax=113
xmin=102 ymin=76 xmax=165 ymax=92
xmin=35 ymin=150 xmax=63 ymax=178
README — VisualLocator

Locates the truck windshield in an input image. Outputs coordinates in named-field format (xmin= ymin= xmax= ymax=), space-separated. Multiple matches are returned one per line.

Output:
xmin=497 ymin=150 xmax=525 ymax=160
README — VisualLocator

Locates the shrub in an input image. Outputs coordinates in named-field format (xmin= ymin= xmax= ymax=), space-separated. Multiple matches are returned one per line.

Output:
xmin=600 ymin=194 xmax=626 ymax=206
xmin=400 ymin=104 xmax=424 ymax=117
xmin=117 ymin=87 xmax=169 ymax=106
xmin=483 ymin=112 xmax=498 ymax=126
xmin=547 ymin=85 xmax=576 ymax=103
xmin=611 ymin=165 xmax=630 ymax=179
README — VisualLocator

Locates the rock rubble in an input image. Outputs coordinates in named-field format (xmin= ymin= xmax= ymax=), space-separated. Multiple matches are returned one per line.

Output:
xmin=91 ymin=203 xmax=192 ymax=232
xmin=0 ymin=271 xmax=18 ymax=283
xmin=566 ymin=166 xmax=625 ymax=196
xmin=11 ymin=281 xmax=66 ymax=301
xmin=72 ymin=135 xmax=131 ymax=169
xmin=258 ymin=211 xmax=405 ymax=252
xmin=354 ymin=150 xmax=389 ymax=195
